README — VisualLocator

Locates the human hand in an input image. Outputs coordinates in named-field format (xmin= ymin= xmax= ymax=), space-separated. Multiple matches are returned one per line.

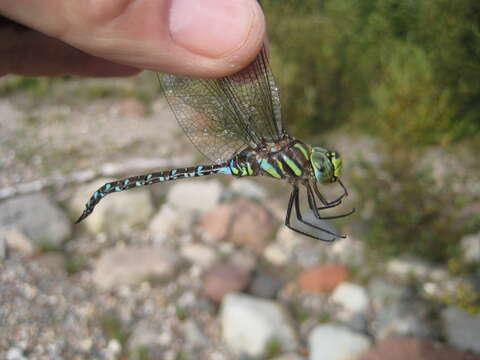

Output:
xmin=0 ymin=0 xmax=265 ymax=78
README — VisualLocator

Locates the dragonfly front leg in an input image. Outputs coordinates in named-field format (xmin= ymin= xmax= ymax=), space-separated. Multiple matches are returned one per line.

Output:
xmin=284 ymin=185 xmax=343 ymax=242
xmin=306 ymin=183 xmax=356 ymax=220
xmin=313 ymin=181 xmax=347 ymax=208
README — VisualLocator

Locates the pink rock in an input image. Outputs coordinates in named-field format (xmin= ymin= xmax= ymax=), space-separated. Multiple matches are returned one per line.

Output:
xmin=361 ymin=337 xmax=480 ymax=360
xmin=198 ymin=199 xmax=276 ymax=253
xmin=203 ymin=263 xmax=250 ymax=302
xmin=297 ymin=264 xmax=349 ymax=293
xmin=118 ymin=99 xmax=146 ymax=117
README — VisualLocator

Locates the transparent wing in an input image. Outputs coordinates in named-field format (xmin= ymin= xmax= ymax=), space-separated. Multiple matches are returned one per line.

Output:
xmin=159 ymin=46 xmax=284 ymax=164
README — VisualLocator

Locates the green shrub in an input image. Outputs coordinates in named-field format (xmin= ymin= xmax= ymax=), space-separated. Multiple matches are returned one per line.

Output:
xmin=263 ymin=0 xmax=480 ymax=145
xmin=350 ymin=148 xmax=480 ymax=262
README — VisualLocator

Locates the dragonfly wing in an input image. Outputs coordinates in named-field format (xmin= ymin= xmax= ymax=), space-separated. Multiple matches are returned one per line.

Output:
xmin=159 ymin=46 xmax=285 ymax=164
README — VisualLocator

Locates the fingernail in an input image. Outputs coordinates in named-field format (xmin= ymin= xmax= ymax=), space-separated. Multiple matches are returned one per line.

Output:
xmin=169 ymin=0 xmax=255 ymax=58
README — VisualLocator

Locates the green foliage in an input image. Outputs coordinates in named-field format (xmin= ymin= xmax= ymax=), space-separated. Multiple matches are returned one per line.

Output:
xmin=351 ymin=149 xmax=480 ymax=262
xmin=263 ymin=0 xmax=480 ymax=145
xmin=100 ymin=312 xmax=129 ymax=345
xmin=0 ymin=76 xmax=59 ymax=97
xmin=64 ymin=255 xmax=87 ymax=275
xmin=130 ymin=346 xmax=152 ymax=360
xmin=264 ymin=337 xmax=283 ymax=359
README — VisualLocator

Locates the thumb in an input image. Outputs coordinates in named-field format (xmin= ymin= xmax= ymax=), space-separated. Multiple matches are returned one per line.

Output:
xmin=0 ymin=0 xmax=266 ymax=77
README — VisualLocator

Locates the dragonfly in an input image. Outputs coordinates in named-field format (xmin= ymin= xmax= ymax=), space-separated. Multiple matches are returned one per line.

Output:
xmin=76 ymin=45 xmax=354 ymax=241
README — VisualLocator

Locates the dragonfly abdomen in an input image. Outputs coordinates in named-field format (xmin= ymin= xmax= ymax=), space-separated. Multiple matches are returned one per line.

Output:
xmin=75 ymin=164 xmax=230 ymax=223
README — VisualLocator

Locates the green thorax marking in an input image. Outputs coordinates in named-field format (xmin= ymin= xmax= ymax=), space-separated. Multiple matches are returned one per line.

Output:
xmin=260 ymin=158 xmax=281 ymax=179
xmin=282 ymin=154 xmax=302 ymax=176
xmin=294 ymin=143 xmax=310 ymax=160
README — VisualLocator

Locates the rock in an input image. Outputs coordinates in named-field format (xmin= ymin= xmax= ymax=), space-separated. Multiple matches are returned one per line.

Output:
xmin=93 ymin=246 xmax=181 ymax=290
xmin=373 ymin=302 xmax=430 ymax=340
xmin=197 ymin=202 xmax=231 ymax=241
xmin=264 ymin=227 xmax=304 ymax=266
xmin=297 ymin=264 xmax=348 ymax=293
xmin=221 ymin=293 xmax=298 ymax=358
xmin=33 ymin=253 xmax=66 ymax=275
xmin=118 ymin=98 xmax=146 ymax=117
xmin=229 ymin=250 xmax=258 ymax=275
xmin=0 ymin=193 xmax=71 ymax=248
xmin=442 ymin=306 xmax=480 ymax=354
xmin=149 ymin=204 xmax=194 ymax=239
xmin=386 ymin=256 xmax=434 ymax=281
xmin=331 ymin=236 xmax=365 ymax=267
xmin=183 ymin=319 xmax=209 ymax=349
xmin=203 ymin=262 xmax=250 ymax=302
xmin=273 ymin=353 xmax=306 ymax=360
xmin=331 ymin=282 xmax=370 ymax=315
xmin=308 ymin=324 xmax=371 ymax=360
xmin=344 ymin=313 xmax=369 ymax=334
xmin=128 ymin=320 xmax=162 ymax=358
xmin=265 ymin=227 xmax=331 ymax=267
xmin=71 ymin=179 xmax=154 ymax=233
xmin=199 ymin=199 xmax=275 ymax=252
xmin=461 ymin=232 xmax=480 ymax=263
xmin=6 ymin=347 xmax=26 ymax=360
xmin=167 ymin=180 xmax=223 ymax=213
xmin=361 ymin=337 xmax=480 ymax=360
xmin=249 ymin=270 xmax=283 ymax=299
xmin=0 ymin=234 xmax=5 ymax=260
xmin=368 ymin=278 xmax=410 ymax=310
xmin=180 ymin=243 xmax=217 ymax=269
xmin=1 ymin=228 xmax=35 ymax=256
xmin=229 ymin=179 xmax=267 ymax=200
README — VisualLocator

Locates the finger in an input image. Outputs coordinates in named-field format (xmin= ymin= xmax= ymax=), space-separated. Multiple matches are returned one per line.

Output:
xmin=0 ymin=26 xmax=141 ymax=77
xmin=0 ymin=0 xmax=266 ymax=78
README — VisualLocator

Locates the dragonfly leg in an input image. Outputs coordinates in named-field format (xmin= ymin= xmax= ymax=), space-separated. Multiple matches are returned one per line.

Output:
xmin=307 ymin=183 xmax=356 ymax=220
xmin=313 ymin=181 xmax=346 ymax=207
xmin=284 ymin=185 xmax=343 ymax=242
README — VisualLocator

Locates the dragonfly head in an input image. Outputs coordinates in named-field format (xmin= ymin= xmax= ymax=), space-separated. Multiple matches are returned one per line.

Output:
xmin=310 ymin=147 xmax=342 ymax=183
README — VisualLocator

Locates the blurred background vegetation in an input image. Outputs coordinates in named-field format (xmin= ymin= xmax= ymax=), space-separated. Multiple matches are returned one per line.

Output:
xmin=262 ymin=0 xmax=480 ymax=269
xmin=264 ymin=0 xmax=480 ymax=146
xmin=1 ymin=0 xmax=479 ymax=272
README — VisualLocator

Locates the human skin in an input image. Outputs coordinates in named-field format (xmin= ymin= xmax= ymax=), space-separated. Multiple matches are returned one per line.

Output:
xmin=0 ymin=0 xmax=265 ymax=78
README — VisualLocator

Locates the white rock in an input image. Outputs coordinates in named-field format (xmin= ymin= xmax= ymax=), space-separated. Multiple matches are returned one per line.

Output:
xmin=181 ymin=243 xmax=217 ymax=268
xmin=461 ymin=232 xmax=480 ymax=263
xmin=221 ymin=293 xmax=298 ymax=358
xmin=368 ymin=278 xmax=409 ymax=310
xmin=386 ymin=256 xmax=434 ymax=281
xmin=373 ymin=303 xmax=430 ymax=340
xmin=0 ymin=193 xmax=71 ymax=247
xmin=1 ymin=228 xmax=35 ymax=256
xmin=106 ymin=339 xmax=122 ymax=357
xmin=6 ymin=347 xmax=26 ymax=360
xmin=308 ymin=324 xmax=370 ymax=360
xmin=71 ymin=179 xmax=154 ymax=233
xmin=0 ymin=231 xmax=6 ymax=260
xmin=183 ymin=320 xmax=209 ymax=348
xmin=93 ymin=246 xmax=181 ymax=290
xmin=331 ymin=282 xmax=369 ymax=315
xmin=264 ymin=227 xmax=305 ymax=266
xmin=230 ymin=180 xmax=267 ymax=200
xmin=442 ymin=306 xmax=480 ymax=354
xmin=331 ymin=237 xmax=365 ymax=267
xmin=149 ymin=204 xmax=193 ymax=238
xmin=129 ymin=320 xmax=162 ymax=350
xmin=167 ymin=180 xmax=223 ymax=213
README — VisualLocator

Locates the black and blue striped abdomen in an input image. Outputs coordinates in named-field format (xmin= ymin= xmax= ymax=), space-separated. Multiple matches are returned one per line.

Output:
xmin=75 ymin=164 xmax=229 ymax=223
